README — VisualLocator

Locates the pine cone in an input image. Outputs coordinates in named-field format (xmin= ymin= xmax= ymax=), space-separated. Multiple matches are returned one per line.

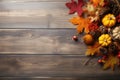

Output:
xmin=90 ymin=30 xmax=101 ymax=40
xmin=108 ymin=43 xmax=118 ymax=55
xmin=99 ymin=47 xmax=108 ymax=55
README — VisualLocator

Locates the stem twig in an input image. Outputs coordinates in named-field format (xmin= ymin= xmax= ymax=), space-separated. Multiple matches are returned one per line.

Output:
xmin=84 ymin=57 xmax=93 ymax=65
xmin=114 ymin=0 xmax=120 ymax=8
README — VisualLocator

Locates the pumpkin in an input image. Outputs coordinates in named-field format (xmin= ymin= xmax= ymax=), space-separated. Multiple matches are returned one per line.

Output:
xmin=83 ymin=34 xmax=94 ymax=45
xmin=112 ymin=26 xmax=120 ymax=40
xmin=102 ymin=14 xmax=116 ymax=27
xmin=99 ymin=34 xmax=111 ymax=46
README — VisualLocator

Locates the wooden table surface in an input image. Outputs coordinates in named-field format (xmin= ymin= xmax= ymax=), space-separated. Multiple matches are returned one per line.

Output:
xmin=0 ymin=0 xmax=119 ymax=80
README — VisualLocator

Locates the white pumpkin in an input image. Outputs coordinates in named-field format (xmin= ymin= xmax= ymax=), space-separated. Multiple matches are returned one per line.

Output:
xmin=112 ymin=26 xmax=120 ymax=40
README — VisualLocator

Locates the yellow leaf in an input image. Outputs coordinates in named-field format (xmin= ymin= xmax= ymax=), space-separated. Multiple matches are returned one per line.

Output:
xmin=103 ymin=55 xmax=119 ymax=70
xmin=86 ymin=42 xmax=101 ymax=56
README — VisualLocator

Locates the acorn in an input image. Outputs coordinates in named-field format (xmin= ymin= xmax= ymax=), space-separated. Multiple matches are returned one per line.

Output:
xmin=108 ymin=43 xmax=118 ymax=55
xmin=90 ymin=30 xmax=101 ymax=39
xmin=72 ymin=35 xmax=78 ymax=41
xmin=99 ymin=47 xmax=108 ymax=55
xmin=83 ymin=34 xmax=94 ymax=45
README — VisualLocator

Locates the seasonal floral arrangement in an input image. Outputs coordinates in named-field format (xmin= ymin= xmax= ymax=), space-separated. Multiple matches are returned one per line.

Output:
xmin=65 ymin=0 xmax=120 ymax=70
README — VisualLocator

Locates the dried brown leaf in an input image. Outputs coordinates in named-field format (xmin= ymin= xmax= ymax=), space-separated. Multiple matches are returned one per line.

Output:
xmin=103 ymin=54 xmax=119 ymax=70
xmin=86 ymin=42 xmax=102 ymax=56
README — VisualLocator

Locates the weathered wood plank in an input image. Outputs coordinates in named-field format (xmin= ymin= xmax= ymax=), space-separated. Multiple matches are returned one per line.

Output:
xmin=0 ymin=77 xmax=78 ymax=80
xmin=0 ymin=77 xmax=119 ymax=80
xmin=0 ymin=29 xmax=86 ymax=54
xmin=0 ymin=1 xmax=73 ymax=28
xmin=0 ymin=0 xmax=69 ymax=2
xmin=0 ymin=16 xmax=49 ymax=28
xmin=0 ymin=15 xmax=73 ymax=28
xmin=0 ymin=55 xmax=119 ymax=78
xmin=49 ymin=16 xmax=74 ymax=28
xmin=0 ymin=16 xmax=49 ymax=29
xmin=0 ymin=2 xmax=66 ymax=10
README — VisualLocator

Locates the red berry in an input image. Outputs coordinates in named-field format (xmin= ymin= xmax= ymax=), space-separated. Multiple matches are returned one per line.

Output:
xmin=98 ymin=59 xmax=102 ymax=63
xmin=102 ymin=56 xmax=107 ymax=60
xmin=117 ymin=52 xmax=120 ymax=58
xmin=116 ymin=14 xmax=120 ymax=23
xmin=72 ymin=35 xmax=78 ymax=41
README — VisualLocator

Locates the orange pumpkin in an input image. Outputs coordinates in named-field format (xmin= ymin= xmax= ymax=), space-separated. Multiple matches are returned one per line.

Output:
xmin=83 ymin=34 xmax=94 ymax=45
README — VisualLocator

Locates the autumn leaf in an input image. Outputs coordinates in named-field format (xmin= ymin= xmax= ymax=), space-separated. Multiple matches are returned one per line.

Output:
xmin=81 ymin=18 xmax=90 ymax=33
xmin=86 ymin=42 xmax=102 ymax=56
xmin=66 ymin=0 xmax=84 ymax=16
xmin=66 ymin=0 xmax=77 ymax=14
xmin=103 ymin=54 xmax=119 ymax=70
xmin=90 ymin=0 xmax=105 ymax=7
xmin=70 ymin=16 xmax=90 ymax=33
xmin=70 ymin=16 xmax=81 ymax=25
xmin=77 ymin=0 xmax=84 ymax=16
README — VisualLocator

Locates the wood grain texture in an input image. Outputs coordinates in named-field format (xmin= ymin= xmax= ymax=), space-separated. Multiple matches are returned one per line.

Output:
xmin=0 ymin=0 xmax=119 ymax=80
xmin=0 ymin=77 xmax=120 ymax=80
xmin=0 ymin=29 xmax=86 ymax=54
xmin=0 ymin=0 xmax=69 ymax=2
xmin=0 ymin=1 xmax=74 ymax=28
xmin=0 ymin=2 xmax=66 ymax=10
xmin=0 ymin=55 xmax=119 ymax=78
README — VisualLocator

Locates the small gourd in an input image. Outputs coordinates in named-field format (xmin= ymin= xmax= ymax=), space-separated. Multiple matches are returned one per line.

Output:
xmin=99 ymin=34 xmax=111 ymax=46
xmin=112 ymin=26 xmax=120 ymax=40
xmin=102 ymin=14 xmax=116 ymax=27
xmin=83 ymin=34 xmax=94 ymax=45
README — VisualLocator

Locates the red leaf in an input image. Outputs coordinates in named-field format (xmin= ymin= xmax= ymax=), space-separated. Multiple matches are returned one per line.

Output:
xmin=66 ymin=0 xmax=77 ymax=14
xmin=77 ymin=0 xmax=84 ymax=16
xmin=66 ymin=0 xmax=84 ymax=16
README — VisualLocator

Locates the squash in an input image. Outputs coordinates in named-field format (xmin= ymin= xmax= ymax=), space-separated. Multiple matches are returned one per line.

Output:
xmin=83 ymin=34 xmax=94 ymax=45
xmin=102 ymin=14 xmax=116 ymax=27
xmin=112 ymin=26 xmax=120 ymax=40
xmin=99 ymin=34 xmax=111 ymax=46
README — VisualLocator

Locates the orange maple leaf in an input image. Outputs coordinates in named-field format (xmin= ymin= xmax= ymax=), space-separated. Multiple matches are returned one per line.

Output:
xmin=70 ymin=16 xmax=90 ymax=33
xmin=86 ymin=42 xmax=102 ymax=56
xmin=70 ymin=16 xmax=81 ymax=25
